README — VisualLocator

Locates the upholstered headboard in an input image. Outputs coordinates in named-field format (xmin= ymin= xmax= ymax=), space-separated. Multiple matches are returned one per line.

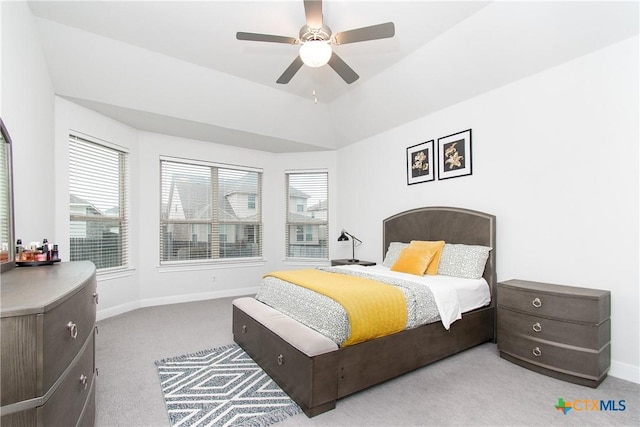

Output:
xmin=383 ymin=206 xmax=497 ymax=301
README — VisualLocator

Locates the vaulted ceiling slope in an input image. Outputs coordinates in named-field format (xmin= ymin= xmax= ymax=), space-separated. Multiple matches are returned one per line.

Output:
xmin=28 ymin=1 xmax=639 ymax=153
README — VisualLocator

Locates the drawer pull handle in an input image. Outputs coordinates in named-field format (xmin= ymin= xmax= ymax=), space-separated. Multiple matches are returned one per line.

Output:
xmin=532 ymin=297 xmax=542 ymax=308
xmin=67 ymin=321 xmax=78 ymax=339
xmin=277 ymin=354 xmax=284 ymax=366
xmin=532 ymin=322 xmax=542 ymax=332
xmin=242 ymin=325 xmax=247 ymax=334
xmin=532 ymin=347 xmax=542 ymax=357
xmin=93 ymin=292 xmax=99 ymax=304
xmin=79 ymin=374 xmax=88 ymax=390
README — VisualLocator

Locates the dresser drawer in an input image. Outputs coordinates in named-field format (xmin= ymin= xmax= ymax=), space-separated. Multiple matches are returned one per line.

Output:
xmin=42 ymin=275 xmax=97 ymax=393
xmin=499 ymin=331 xmax=610 ymax=381
xmin=40 ymin=331 xmax=95 ymax=427
xmin=497 ymin=308 xmax=610 ymax=350
xmin=77 ymin=375 xmax=96 ymax=427
xmin=1 ymin=332 xmax=95 ymax=427
xmin=497 ymin=280 xmax=609 ymax=324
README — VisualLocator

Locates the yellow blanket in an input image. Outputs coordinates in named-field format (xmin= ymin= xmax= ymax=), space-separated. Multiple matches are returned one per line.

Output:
xmin=265 ymin=269 xmax=407 ymax=346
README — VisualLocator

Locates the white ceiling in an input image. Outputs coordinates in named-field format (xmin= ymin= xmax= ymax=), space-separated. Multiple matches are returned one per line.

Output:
xmin=27 ymin=1 xmax=639 ymax=153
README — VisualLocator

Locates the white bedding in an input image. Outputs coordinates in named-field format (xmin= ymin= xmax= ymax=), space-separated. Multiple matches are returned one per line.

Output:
xmin=331 ymin=264 xmax=491 ymax=329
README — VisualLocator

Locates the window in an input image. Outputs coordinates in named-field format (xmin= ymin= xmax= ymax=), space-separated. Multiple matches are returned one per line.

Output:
xmin=69 ymin=134 xmax=129 ymax=270
xmin=160 ymin=158 xmax=262 ymax=263
xmin=285 ymin=171 xmax=328 ymax=259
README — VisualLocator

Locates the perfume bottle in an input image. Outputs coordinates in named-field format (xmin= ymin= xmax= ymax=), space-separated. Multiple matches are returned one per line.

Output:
xmin=16 ymin=239 xmax=24 ymax=260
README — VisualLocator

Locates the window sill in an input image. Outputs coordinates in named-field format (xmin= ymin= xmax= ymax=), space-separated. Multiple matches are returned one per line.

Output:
xmin=97 ymin=266 xmax=136 ymax=281
xmin=157 ymin=258 xmax=266 ymax=273
xmin=282 ymin=259 xmax=331 ymax=267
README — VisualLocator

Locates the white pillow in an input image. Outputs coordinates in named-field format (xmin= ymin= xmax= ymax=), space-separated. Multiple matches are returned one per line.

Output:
xmin=382 ymin=242 xmax=409 ymax=267
xmin=437 ymin=244 xmax=491 ymax=279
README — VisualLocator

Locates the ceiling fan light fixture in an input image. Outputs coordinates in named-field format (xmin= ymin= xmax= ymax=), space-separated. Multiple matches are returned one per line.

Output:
xmin=299 ymin=40 xmax=332 ymax=67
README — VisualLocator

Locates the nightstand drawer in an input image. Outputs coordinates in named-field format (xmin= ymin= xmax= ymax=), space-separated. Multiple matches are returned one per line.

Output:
xmin=497 ymin=280 xmax=609 ymax=324
xmin=499 ymin=331 xmax=610 ymax=382
xmin=497 ymin=308 xmax=610 ymax=350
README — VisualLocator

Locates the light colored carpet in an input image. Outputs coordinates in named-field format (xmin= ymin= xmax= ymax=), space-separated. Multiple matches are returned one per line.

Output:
xmin=96 ymin=297 xmax=639 ymax=426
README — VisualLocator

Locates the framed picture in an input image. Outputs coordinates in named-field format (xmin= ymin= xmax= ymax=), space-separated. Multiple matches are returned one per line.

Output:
xmin=406 ymin=140 xmax=435 ymax=185
xmin=438 ymin=129 xmax=472 ymax=180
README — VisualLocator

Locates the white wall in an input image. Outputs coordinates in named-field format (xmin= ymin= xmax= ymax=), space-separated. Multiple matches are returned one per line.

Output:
xmin=336 ymin=36 xmax=639 ymax=383
xmin=1 ymin=1 xmax=55 ymax=241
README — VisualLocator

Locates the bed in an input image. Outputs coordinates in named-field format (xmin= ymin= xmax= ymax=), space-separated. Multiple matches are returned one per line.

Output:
xmin=232 ymin=206 xmax=496 ymax=417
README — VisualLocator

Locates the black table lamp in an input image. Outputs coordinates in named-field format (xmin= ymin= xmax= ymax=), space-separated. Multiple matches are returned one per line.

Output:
xmin=337 ymin=230 xmax=362 ymax=263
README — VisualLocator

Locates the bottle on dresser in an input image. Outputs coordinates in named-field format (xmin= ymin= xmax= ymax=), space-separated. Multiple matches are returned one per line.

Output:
xmin=16 ymin=239 xmax=24 ymax=259
xmin=42 ymin=238 xmax=50 ymax=261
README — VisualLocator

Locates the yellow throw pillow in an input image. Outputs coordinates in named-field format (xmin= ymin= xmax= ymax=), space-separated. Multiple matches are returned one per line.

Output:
xmin=391 ymin=247 xmax=436 ymax=276
xmin=409 ymin=240 xmax=446 ymax=275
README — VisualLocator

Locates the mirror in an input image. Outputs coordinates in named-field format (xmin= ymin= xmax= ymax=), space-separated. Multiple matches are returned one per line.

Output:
xmin=0 ymin=117 xmax=15 ymax=272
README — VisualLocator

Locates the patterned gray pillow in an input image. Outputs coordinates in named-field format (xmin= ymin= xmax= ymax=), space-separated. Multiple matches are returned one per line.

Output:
xmin=437 ymin=244 xmax=491 ymax=279
xmin=382 ymin=242 xmax=409 ymax=267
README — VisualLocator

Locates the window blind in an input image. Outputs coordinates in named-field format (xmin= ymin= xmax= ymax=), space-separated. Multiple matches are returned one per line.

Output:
xmin=69 ymin=134 xmax=129 ymax=270
xmin=285 ymin=171 xmax=328 ymax=259
xmin=160 ymin=158 xmax=262 ymax=263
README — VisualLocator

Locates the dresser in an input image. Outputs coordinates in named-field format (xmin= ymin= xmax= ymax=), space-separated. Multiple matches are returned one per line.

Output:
xmin=1 ymin=261 xmax=98 ymax=426
xmin=497 ymin=279 xmax=610 ymax=388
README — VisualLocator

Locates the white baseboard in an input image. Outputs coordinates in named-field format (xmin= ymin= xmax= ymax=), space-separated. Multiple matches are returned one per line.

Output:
xmin=96 ymin=287 xmax=259 ymax=322
xmin=609 ymin=360 xmax=640 ymax=384
xmin=96 ymin=300 xmax=141 ymax=321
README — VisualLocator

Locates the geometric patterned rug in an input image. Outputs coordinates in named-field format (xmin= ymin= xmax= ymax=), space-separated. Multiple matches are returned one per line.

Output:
xmin=155 ymin=344 xmax=302 ymax=427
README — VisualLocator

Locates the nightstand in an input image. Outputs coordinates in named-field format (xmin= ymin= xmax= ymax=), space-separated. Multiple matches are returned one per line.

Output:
xmin=497 ymin=279 xmax=610 ymax=388
xmin=331 ymin=259 xmax=376 ymax=266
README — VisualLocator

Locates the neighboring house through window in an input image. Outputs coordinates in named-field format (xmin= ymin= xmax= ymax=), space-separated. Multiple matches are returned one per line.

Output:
xmin=285 ymin=171 xmax=328 ymax=259
xmin=160 ymin=157 xmax=262 ymax=263
xmin=69 ymin=134 xmax=129 ymax=270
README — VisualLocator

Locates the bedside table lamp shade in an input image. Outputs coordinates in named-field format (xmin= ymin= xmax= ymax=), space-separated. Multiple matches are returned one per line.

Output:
xmin=338 ymin=230 xmax=362 ymax=263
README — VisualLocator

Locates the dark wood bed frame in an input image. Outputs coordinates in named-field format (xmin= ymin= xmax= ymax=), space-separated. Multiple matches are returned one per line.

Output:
xmin=233 ymin=206 xmax=496 ymax=417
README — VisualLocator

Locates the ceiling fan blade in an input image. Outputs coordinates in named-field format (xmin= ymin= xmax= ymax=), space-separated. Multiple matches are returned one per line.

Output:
xmin=277 ymin=56 xmax=304 ymax=84
xmin=328 ymin=52 xmax=359 ymax=84
xmin=304 ymin=0 xmax=323 ymax=28
xmin=334 ymin=22 xmax=395 ymax=45
xmin=236 ymin=32 xmax=297 ymax=44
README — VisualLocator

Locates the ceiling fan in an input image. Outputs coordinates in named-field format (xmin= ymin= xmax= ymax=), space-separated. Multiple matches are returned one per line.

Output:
xmin=236 ymin=0 xmax=395 ymax=84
